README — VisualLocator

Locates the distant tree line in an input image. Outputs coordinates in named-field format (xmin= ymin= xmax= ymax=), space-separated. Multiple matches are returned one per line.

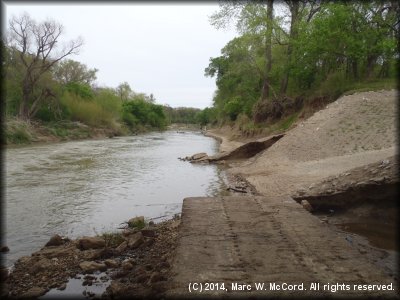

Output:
xmin=3 ymin=12 xmax=206 ymax=132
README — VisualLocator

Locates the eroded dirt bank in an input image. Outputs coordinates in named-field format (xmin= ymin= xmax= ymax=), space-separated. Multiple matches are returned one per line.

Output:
xmin=205 ymin=89 xmax=398 ymax=280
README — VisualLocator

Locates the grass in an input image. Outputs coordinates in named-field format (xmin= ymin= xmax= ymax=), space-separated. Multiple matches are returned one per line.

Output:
xmin=277 ymin=112 xmax=300 ymax=132
xmin=128 ymin=218 xmax=146 ymax=229
xmin=100 ymin=231 xmax=125 ymax=248
xmin=61 ymin=92 xmax=120 ymax=128
xmin=5 ymin=118 xmax=33 ymax=144
xmin=49 ymin=127 xmax=69 ymax=138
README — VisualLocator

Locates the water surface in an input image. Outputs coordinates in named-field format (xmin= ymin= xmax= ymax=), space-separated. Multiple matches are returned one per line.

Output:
xmin=4 ymin=130 xmax=224 ymax=267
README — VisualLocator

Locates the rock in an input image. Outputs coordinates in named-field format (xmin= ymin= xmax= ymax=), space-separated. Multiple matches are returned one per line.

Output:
xmin=141 ymin=227 xmax=156 ymax=237
xmin=81 ymin=249 xmax=103 ymax=260
xmin=157 ymin=261 xmax=170 ymax=269
xmin=21 ymin=286 xmax=47 ymax=298
xmin=359 ymin=248 xmax=367 ymax=254
xmin=297 ymin=189 xmax=307 ymax=196
xmin=77 ymin=236 xmax=105 ymax=250
xmin=45 ymin=234 xmax=64 ymax=247
xmin=122 ymin=228 xmax=139 ymax=236
xmin=149 ymin=271 xmax=165 ymax=283
xmin=107 ymin=281 xmax=126 ymax=296
xmin=38 ymin=246 xmax=78 ymax=258
xmin=135 ymin=273 xmax=150 ymax=283
xmin=0 ymin=267 xmax=9 ymax=281
xmin=122 ymin=261 xmax=134 ymax=270
xmin=16 ymin=256 xmax=31 ymax=265
xmin=30 ymin=258 xmax=53 ymax=274
xmin=115 ymin=241 xmax=128 ymax=254
xmin=126 ymin=232 xmax=144 ymax=249
xmin=191 ymin=152 xmax=208 ymax=160
xmin=144 ymin=238 xmax=155 ymax=247
xmin=301 ymin=200 xmax=313 ymax=212
xmin=128 ymin=216 xmax=145 ymax=228
xmin=0 ymin=246 xmax=9 ymax=253
xmin=79 ymin=261 xmax=107 ymax=273
xmin=104 ymin=259 xmax=119 ymax=268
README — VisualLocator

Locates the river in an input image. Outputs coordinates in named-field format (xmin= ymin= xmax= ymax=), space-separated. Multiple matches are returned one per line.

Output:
xmin=4 ymin=130 xmax=225 ymax=268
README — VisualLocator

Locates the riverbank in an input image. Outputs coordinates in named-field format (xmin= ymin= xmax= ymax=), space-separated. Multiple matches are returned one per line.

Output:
xmin=4 ymin=117 xmax=203 ymax=147
xmin=4 ymin=118 xmax=125 ymax=146
xmin=204 ymin=89 xmax=398 ymax=279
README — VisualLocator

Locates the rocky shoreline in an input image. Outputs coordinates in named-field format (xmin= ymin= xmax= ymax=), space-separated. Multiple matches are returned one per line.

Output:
xmin=3 ymin=217 xmax=180 ymax=299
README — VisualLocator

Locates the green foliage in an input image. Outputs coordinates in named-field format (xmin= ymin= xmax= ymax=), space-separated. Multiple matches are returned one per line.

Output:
xmin=122 ymin=98 xmax=167 ymax=130
xmin=195 ymin=107 xmax=217 ymax=126
xmin=163 ymin=106 xmax=201 ymax=124
xmin=5 ymin=118 xmax=33 ymax=144
xmin=128 ymin=218 xmax=146 ymax=229
xmin=60 ymin=92 xmax=118 ymax=127
xmin=208 ymin=1 xmax=398 ymax=125
xmin=53 ymin=59 xmax=98 ymax=85
xmin=35 ymin=105 xmax=59 ymax=122
xmin=100 ymin=231 xmax=125 ymax=248
xmin=65 ymin=82 xmax=94 ymax=99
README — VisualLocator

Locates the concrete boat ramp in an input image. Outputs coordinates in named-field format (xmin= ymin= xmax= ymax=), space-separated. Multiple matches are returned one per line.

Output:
xmin=167 ymin=196 xmax=397 ymax=298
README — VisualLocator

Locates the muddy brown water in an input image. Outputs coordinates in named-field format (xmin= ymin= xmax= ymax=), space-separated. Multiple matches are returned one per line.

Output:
xmin=4 ymin=130 xmax=226 ymax=268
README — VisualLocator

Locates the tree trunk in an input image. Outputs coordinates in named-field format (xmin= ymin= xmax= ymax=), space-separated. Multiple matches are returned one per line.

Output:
xmin=280 ymin=1 xmax=299 ymax=95
xmin=261 ymin=0 xmax=274 ymax=101
xmin=378 ymin=60 xmax=389 ymax=78
xmin=352 ymin=59 xmax=358 ymax=79
xmin=365 ymin=55 xmax=377 ymax=78
xmin=18 ymin=82 xmax=31 ymax=120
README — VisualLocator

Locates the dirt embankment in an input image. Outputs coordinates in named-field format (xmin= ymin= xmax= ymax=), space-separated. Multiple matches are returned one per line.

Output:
xmin=5 ymin=118 xmax=123 ymax=146
xmin=204 ymin=89 xmax=398 ymax=278
xmin=208 ymin=89 xmax=397 ymax=197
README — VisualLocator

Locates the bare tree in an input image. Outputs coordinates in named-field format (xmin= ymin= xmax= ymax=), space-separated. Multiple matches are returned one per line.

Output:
xmin=7 ymin=12 xmax=83 ymax=120
xmin=116 ymin=82 xmax=132 ymax=101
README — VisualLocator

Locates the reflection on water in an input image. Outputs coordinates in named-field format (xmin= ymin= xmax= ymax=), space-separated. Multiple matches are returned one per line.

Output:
xmin=4 ymin=131 xmax=225 ymax=267
xmin=337 ymin=220 xmax=398 ymax=251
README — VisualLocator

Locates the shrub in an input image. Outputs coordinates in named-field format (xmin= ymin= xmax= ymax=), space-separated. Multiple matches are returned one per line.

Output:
xmin=100 ymin=232 xmax=125 ymax=248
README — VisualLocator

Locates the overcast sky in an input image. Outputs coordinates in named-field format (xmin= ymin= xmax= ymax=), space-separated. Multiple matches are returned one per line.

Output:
xmin=3 ymin=2 xmax=238 ymax=108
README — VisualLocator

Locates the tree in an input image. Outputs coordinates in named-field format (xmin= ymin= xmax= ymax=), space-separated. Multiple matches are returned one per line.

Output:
xmin=53 ymin=59 xmax=97 ymax=85
xmin=7 ymin=12 xmax=83 ymax=120
xmin=210 ymin=1 xmax=277 ymax=101
xmin=116 ymin=82 xmax=132 ymax=101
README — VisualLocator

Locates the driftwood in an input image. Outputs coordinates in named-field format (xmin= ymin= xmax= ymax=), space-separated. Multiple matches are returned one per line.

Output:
xmin=227 ymin=187 xmax=247 ymax=193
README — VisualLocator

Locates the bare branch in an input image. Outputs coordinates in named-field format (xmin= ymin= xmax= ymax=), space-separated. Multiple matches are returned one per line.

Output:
xmin=7 ymin=12 xmax=84 ymax=119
